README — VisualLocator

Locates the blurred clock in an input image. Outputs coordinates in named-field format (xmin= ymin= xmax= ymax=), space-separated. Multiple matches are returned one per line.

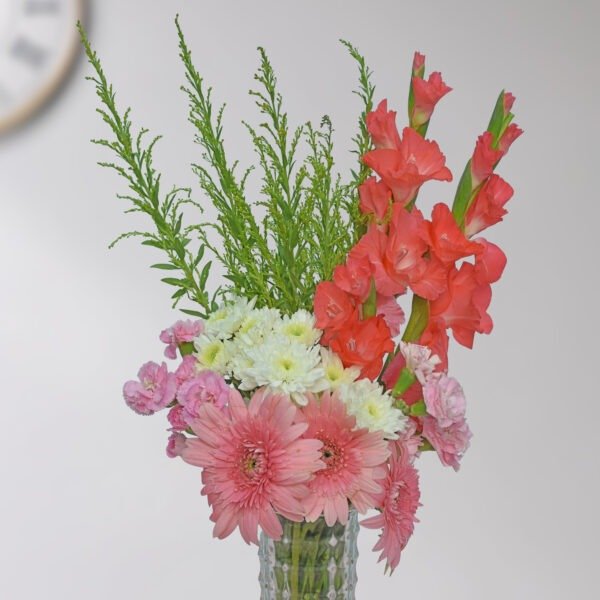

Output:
xmin=0 ymin=0 xmax=83 ymax=134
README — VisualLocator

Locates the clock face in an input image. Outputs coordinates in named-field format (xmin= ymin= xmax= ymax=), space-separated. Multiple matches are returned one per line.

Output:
xmin=0 ymin=0 xmax=83 ymax=134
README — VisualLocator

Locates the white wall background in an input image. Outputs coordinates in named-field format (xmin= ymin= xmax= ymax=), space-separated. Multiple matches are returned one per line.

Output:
xmin=1 ymin=1 xmax=599 ymax=598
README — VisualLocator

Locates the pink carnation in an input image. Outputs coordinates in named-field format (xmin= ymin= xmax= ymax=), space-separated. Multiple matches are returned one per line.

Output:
xmin=167 ymin=405 xmax=188 ymax=431
xmin=123 ymin=361 xmax=177 ymax=415
xmin=166 ymin=432 xmax=187 ymax=458
xmin=395 ymin=419 xmax=422 ymax=461
xmin=299 ymin=392 xmax=390 ymax=527
xmin=182 ymin=391 xmax=324 ymax=544
xmin=159 ymin=319 xmax=203 ymax=359
xmin=175 ymin=355 xmax=198 ymax=385
xmin=362 ymin=446 xmax=421 ymax=572
xmin=178 ymin=371 xmax=231 ymax=424
xmin=400 ymin=342 xmax=442 ymax=384
xmin=422 ymin=415 xmax=472 ymax=471
xmin=423 ymin=373 xmax=466 ymax=428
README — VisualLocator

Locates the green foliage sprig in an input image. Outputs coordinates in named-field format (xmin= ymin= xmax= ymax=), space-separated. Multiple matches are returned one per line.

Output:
xmin=78 ymin=23 xmax=216 ymax=318
xmin=80 ymin=18 xmax=376 ymax=316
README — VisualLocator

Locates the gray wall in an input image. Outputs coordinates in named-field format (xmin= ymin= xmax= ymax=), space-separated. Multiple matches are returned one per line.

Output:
xmin=1 ymin=1 xmax=598 ymax=598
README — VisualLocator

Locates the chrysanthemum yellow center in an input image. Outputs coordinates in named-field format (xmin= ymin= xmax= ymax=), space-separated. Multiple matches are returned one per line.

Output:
xmin=326 ymin=366 xmax=341 ymax=382
xmin=367 ymin=402 xmax=381 ymax=417
xmin=239 ymin=316 xmax=257 ymax=333
xmin=286 ymin=323 xmax=306 ymax=337
xmin=278 ymin=357 xmax=294 ymax=371
xmin=202 ymin=342 xmax=222 ymax=365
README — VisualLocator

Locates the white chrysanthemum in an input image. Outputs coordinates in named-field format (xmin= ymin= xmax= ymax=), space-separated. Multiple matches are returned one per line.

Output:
xmin=276 ymin=309 xmax=322 ymax=346
xmin=194 ymin=335 xmax=229 ymax=375
xmin=204 ymin=296 xmax=256 ymax=340
xmin=239 ymin=335 xmax=328 ymax=405
xmin=320 ymin=347 xmax=361 ymax=390
xmin=228 ymin=349 xmax=256 ymax=387
xmin=340 ymin=379 xmax=407 ymax=440
xmin=235 ymin=307 xmax=281 ymax=348
xmin=400 ymin=341 xmax=442 ymax=384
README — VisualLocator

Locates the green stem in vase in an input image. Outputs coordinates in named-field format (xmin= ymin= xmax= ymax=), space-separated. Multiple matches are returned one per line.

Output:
xmin=290 ymin=521 xmax=303 ymax=598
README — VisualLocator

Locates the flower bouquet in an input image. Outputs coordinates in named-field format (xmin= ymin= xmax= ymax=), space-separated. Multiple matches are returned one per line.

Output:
xmin=80 ymin=18 xmax=521 ymax=599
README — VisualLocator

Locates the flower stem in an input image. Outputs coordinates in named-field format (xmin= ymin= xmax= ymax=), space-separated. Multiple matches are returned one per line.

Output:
xmin=290 ymin=521 xmax=303 ymax=599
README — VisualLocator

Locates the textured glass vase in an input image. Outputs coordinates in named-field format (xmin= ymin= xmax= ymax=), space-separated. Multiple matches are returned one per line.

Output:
xmin=258 ymin=510 xmax=359 ymax=599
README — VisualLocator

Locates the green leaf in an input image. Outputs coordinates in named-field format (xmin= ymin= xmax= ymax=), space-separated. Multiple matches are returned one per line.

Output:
xmin=451 ymin=160 xmax=474 ymax=227
xmin=161 ymin=277 xmax=188 ymax=287
xmin=180 ymin=308 xmax=204 ymax=317
xmin=200 ymin=261 xmax=212 ymax=287
xmin=151 ymin=263 xmax=178 ymax=270
xmin=486 ymin=90 xmax=507 ymax=143
xmin=171 ymin=287 xmax=187 ymax=299
xmin=141 ymin=239 xmax=164 ymax=249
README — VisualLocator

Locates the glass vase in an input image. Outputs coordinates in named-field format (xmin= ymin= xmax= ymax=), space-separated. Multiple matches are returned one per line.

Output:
xmin=258 ymin=510 xmax=359 ymax=599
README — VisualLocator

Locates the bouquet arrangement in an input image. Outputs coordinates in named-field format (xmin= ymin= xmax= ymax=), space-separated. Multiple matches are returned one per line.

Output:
xmin=81 ymin=18 xmax=521 ymax=598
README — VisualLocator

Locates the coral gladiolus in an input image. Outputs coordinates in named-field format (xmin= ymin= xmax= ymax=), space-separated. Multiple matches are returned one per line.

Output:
xmin=358 ymin=176 xmax=392 ymax=222
xmin=473 ymin=238 xmax=507 ymax=285
xmin=314 ymin=281 xmax=357 ymax=332
xmin=464 ymin=174 xmax=514 ymax=237
xmin=328 ymin=315 xmax=394 ymax=380
xmin=423 ymin=203 xmax=482 ymax=264
xmin=503 ymin=91 xmax=516 ymax=113
xmin=419 ymin=317 xmax=450 ymax=372
xmin=430 ymin=263 xmax=493 ymax=348
xmin=366 ymin=99 xmax=401 ymax=150
xmin=387 ymin=204 xmax=448 ymax=300
xmin=498 ymin=123 xmax=523 ymax=155
xmin=376 ymin=294 xmax=405 ymax=337
xmin=363 ymin=127 xmax=452 ymax=206
xmin=333 ymin=255 xmax=374 ymax=303
xmin=411 ymin=71 xmax=452 ymax=127
xmin=412 ymin=51 xmax=425 ymax=78
xmin=350 ymin=205 xmax=448 ymax=301
xmin=470 ymin=131 xmax=503 ymax=187
xmin=349 ymin=227 xmax=405 ymax=297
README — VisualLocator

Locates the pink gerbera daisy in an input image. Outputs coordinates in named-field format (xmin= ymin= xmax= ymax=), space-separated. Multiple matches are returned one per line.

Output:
xmin=299 ymin=391 xmax=390 ymax=527
xmin=362 ymin=445 xmax=421 ymax=572
xmin=182 ymin=389 xmax=323 ymax=545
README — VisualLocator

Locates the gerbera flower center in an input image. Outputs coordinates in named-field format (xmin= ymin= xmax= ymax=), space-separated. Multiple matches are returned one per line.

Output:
xmin=320 ymin=439 xmax=344 ymax=473
xmin=240 ymin=447 xmax=267 ymax=480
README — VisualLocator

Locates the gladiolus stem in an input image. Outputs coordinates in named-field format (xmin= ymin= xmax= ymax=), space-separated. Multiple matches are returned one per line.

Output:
xmin=392 ymin=368 xmax=416 ymax=398
xmin=402 ymin=295 xmax=429 ymax=342
xmin=409 ymin=400 xmax=426 ymax=416
xmin=362 ymin=280 xmax=377 ymax=319
xmin=419 ymin=439 xmax=434 ymax=452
